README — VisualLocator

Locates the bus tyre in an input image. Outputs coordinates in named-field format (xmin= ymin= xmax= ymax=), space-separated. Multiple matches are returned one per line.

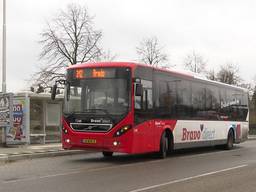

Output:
xmin=102 ymin=151 xmax=113 ymax=157
xmin=159 ymin=132 xmax=168 ymax=159
xmin=225 ymin=130 xmax=234 ymax=150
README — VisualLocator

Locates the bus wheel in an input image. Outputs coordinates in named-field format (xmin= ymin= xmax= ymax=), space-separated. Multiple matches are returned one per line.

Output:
xmin=102 ymin=151 xmax=113 ymax=157
xmin=159 ymin=132 xmax=168 ymax=159
xmin=225 ymin=130 xmax=234 ymax=150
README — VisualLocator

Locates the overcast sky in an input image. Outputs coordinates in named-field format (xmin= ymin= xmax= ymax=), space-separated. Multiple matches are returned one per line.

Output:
xmin=0 ymin=0 xmax=256 ymax=92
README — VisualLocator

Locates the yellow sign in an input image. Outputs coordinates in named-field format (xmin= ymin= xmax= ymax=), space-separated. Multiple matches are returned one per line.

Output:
xmin=75 ymin=69 xmax=84 ymax=79
xmin=92 ymin=69 xmax=105 ymax=78
xmin=82 ymin=139 xmax=97 ymax=144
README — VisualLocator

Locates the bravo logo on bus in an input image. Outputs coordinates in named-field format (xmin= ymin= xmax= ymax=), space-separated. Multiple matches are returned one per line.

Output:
xmin=181 ymin=124 xmax=215 ymax=141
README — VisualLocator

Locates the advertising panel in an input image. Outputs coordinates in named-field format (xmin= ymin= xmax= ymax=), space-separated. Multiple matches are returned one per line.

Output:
xmin=6 ymin=98 xmax=27 ymax=144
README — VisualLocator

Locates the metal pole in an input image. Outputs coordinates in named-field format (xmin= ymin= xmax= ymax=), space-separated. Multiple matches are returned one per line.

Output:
xmin=2 ymin=0 xmax=7 ymax=146
xmin=2 ymin=0 xmax=6 ymax=93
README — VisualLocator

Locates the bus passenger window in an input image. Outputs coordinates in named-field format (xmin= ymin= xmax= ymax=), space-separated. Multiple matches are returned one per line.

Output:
xmin=135 ymin=95 xmax=142 ymax=110
xmin=134 ymin=80 xmax=152 ymax=110
xmin=147 ymin=89 xmax=153 ymax=109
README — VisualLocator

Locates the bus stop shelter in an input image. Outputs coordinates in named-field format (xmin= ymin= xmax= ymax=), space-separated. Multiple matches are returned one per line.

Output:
xmin=1 ymin=92 xmax=63 ymax=145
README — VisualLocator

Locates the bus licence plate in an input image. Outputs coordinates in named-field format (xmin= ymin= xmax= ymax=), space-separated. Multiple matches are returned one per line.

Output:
xmin=82 ymin=139 xmax=97 ymax=144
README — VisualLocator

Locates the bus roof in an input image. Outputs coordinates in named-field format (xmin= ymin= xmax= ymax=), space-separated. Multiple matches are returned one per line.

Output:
xmin=67 ymin=62 xmax=248 ymax=93
xmin=67 ymin=61 xmax=194 ymax=78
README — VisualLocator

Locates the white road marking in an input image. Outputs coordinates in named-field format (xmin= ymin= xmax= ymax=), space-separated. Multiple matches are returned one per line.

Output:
xmin=128 ymin=164 xmax=248 ymax=192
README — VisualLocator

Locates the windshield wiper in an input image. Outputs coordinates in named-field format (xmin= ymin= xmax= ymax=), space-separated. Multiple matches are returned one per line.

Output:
xmin=64 ymin=109 xmax=114 ymax=122
xmin=63 ymin=111 xmax=91 ymax=118
xmin=85 ymin=109 xmax=114 ymax=122
xmin=86 ymin=109 xmax=110 ymax=115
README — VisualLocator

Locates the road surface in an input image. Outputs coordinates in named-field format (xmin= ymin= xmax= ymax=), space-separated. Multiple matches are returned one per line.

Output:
xmin=0 ymin=140 xmax=256 ymax=192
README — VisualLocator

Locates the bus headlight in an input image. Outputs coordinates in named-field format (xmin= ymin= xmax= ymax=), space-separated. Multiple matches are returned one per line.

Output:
xmin=113 ymin=141 xmax=119 ymax=146
xmin=62 ymin=127 xmax=68 ymax=134
xmin=114 ymin=125 xmax=132 ymax=137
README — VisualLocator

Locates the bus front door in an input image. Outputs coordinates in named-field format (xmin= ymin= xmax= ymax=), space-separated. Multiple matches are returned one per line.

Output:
xmin=134 ymin=80 xmax=155 ymax=153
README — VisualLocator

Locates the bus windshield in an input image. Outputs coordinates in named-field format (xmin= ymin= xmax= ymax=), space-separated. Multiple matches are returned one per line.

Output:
xmin=64 ymin=68 xmax=131 ymax=116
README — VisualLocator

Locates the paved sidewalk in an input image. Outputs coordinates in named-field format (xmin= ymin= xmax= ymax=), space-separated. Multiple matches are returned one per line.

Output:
xmin=248 ymin=135 xmax=256 ymax=140
xmin=0 ymin=143 xmax=85 ymax=164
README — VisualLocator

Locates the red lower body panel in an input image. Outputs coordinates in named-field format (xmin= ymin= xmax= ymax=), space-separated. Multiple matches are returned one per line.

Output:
xmin=62 ymin=119 xmax=177 ymax=154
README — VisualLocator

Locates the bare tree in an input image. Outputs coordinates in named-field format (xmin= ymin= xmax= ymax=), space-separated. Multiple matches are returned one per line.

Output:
xmin=217 ymin=62 xmax=241 ymax=85
xmin=33 ymin=4 xmax=102 ymax=89
xmin=239 ymin=83 xmax=253 ymax=92
xmin=96 ymin=50 xmax=117 ymax=62
xmin=206 ymin=69 xmax=216 ymax=81
xmin=252 ymin=86 xmax=256 ymax=108
xmin=184 ymin=50 xmax=207 ymax=74
xmin=136 ymin=36 xmax=168 ymax=67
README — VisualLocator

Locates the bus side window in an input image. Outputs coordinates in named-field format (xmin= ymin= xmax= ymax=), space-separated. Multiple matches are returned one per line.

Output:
xmin=135 ymin=94 xmax=142 ymax=110
xmin=146 ymin=89 xmax=153 ymax=109
xmin=134 ymin=80 xmax=152 ymax=111
xmin=142 ymin=88 xmax=153 ymax=110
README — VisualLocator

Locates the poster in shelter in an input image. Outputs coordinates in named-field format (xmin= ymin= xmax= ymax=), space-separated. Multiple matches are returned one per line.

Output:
xmin=6 ymin=98 xmax=27 ymax=144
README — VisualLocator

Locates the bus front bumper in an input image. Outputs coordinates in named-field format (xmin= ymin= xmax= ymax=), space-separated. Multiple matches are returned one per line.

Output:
xmin=62 ymin=134 xmax=133 ymax=154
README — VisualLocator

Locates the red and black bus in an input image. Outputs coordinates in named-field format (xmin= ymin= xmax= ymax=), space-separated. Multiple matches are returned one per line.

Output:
xmin=52 ymin=62 xmax=249 ymax=158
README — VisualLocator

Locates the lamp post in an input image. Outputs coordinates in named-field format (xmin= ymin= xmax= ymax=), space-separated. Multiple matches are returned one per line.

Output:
xmin=1 ymin=0 xmax=6 ymax=146
xmin=2 ymin=0 xmax=6 ymax=93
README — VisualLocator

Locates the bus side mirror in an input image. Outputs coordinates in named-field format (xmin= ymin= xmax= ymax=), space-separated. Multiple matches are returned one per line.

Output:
xmin=135 ymin=84 xmax=143 ymax=96
xmin=51 ymin=84 xmax=57 ymax=100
